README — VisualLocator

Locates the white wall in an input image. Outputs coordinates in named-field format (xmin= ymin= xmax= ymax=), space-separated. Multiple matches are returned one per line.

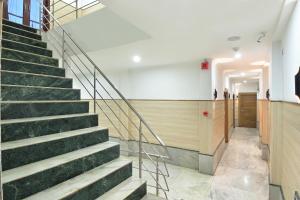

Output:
xmin=270 ymin=41 xmax=283 ymax=101
xmin=280 ymin=1 xmax=300 ymax=103
xmin=236 ymin=82 xmax=259 ymax=93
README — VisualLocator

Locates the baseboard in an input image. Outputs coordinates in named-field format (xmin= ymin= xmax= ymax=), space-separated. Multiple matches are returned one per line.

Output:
xmin=269 ymin=184 xmax=285 ymax=200
xmin=109 ymin=136 xmax=227 ymax=175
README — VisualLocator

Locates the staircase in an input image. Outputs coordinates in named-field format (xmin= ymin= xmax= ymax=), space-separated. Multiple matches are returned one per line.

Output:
xmin=0 ymin=19 xmax=155 ymax=200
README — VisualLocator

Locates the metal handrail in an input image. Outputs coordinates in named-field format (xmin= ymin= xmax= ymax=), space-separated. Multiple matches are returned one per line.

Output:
xmin=38 ymin=1 xmax=170 ymax=198
xmin=295 ymin=191 xmax=300 ymax=200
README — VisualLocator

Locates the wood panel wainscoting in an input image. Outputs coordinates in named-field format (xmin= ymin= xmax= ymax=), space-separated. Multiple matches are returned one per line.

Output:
xmin=269 ymin=101 xmax=300 ymax=200
xmin=88 ymin=99 xmax=228 ymax=174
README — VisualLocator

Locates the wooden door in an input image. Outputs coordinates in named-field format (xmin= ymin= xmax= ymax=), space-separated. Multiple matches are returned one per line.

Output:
xmin=238 ymin=93 xmax=257 ymax=128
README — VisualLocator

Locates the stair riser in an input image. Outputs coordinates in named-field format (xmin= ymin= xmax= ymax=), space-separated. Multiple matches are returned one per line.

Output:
xmin=1 ymin=59 xmax=65 ymax=77
xmin=2 ymin=39 xmax=52 ymax=57
xmin=3 ymin=145 xmax=120 ymax=200
xmin=3 ymin=20 xmax=37 ymax=33
xmin=125 ymin=182 xmax=147 ymax=200
xmin=64 ymin=163 xmax=132 ymax=200
xmin=1 ymin=102 xmax=89 ymax=120
xmin=3 ymin=25 xmax=42 ymax=40
xmin=2 ymin=129 xmax=109 ymax=170
xmin=1 ymin=114 xmax=98 ymax=142
xmin=2 ymin=48 xmax=59 ymax=66
xmin=2 ymin=32 xmax=47 ymax=48
xmin=1 ymin=86 xmax=80 ymax=101
xmin=1 ymin=71 xmax=72 ymax=88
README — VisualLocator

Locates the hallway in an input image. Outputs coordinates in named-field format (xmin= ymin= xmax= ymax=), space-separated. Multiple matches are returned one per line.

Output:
xmin=211 ymin=128 xmax=269 ymax=200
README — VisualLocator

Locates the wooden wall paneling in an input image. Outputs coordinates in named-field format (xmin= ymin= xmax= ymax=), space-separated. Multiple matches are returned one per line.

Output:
xmin=211 ymin=100 xmax=225 ymax=154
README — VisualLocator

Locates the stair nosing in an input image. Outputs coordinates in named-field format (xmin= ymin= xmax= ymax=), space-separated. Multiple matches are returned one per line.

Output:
xmin=23 ymin=158 xmax=132 ymax=200
xmin=2 ymin=19 xmax=38 ymax=32
xmin=2 ymin=47 xmax=58 ymax=60
xmin=1 ymin=58 xmax=63 ymax=69
xmin=2 ymin=126 xmax=107 ymax=150
xmin=2 ymin=31 xmax=45 ymax=43
xmin=1 ymin=84 xmax=80 ymax=91
xmin=2 ymin=38 xmax=50 ymax=51
xmin=2 ymin=141 xmax=120 ymax=183
xmin=1 ymin=70 xmax=71 ymax=80
xmin=3 ymin=24 xmax=41 ymax=38
xmin=0 ymin=113 xmax=96 ymax=125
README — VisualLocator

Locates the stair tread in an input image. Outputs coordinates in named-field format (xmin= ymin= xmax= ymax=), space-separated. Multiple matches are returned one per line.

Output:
xmin=2 ymin=47 xmax=57 ymax=60
xmin=95 ymin=177 xmax=146 ymax=200
xmin=1 ymin=84 xmax=79 ymax=90
xmin=2 ymin=126 xmax=107 ymax=150
xmin=2 ymin=141 xmax=120 ymax=183
xmin=1 ymin=70 xmax=71 ymax=79
xmin=2 ymin=19 xmax=37 ymax=33
xmin=23 ymin=158 xmax=131 ymax=200
xmin=2 ymin=38 xmax=49 ymax=51
xmin=3 ymin=24 xmax=41 ymax=39
xmin=1 ymin=113 xmax=95 ymax=125
xmin=1 ymin=58 xmax=59 ymax=69
xmin=2 ymin=31 xmax=45 ymax=44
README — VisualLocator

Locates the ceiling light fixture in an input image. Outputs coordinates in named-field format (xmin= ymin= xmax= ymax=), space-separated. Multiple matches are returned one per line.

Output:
xmin=251 ymin=61 xmax=270 ymax=66
xmin=233 ymin=47 xmax=242 ymax=59
xmin=132 ymin=55 xmax=141 ymax=63
xmin=257 ymin=32 xmax=266 ymax=43
xmin=243 ymin=80 xmax=247 ymax=83
xmin=228 ymin=36 xmax=241 ymax=42
xmin=241 ymin=72 xmax=246 ymax=77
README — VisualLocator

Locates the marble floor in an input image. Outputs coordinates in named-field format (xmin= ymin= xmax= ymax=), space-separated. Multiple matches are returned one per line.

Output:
xmin=128 ymin=127 xmax=269 ymax=200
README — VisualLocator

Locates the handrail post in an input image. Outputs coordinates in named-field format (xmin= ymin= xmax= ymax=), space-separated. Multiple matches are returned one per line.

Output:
xmin=93 ymin=67 xmax=96 ymax=113
xmin=156 ymin=157 xmax=159 ymax=196
xmin=52 ymin=0 xmax=55 ymax=27
xmin=62 ymin=30 xmax=65 ymax=68
xmin=75 ymin=0 xmax=78 ymax=19
xmin=139 ymin=120 xmax=143 ymax=178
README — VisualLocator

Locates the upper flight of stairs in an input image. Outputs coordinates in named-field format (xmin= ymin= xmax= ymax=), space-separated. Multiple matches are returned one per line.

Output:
xmin=0 ymin=19 xmax=150 ymax=200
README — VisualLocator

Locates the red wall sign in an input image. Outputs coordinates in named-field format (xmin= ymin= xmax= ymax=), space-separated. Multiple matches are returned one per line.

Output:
xmin=201 ymin=61 xmax=209 ymax=70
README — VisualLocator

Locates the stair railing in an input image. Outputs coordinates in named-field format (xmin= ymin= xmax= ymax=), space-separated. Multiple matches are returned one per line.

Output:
xmin=37 ymin=1 xmax=171 ymax=198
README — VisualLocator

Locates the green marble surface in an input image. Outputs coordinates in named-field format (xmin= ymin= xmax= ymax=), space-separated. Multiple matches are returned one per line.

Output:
xmin=1 ymin=114 xmax=98 ymax=142
xmin=2 ymin=129 xmax=109 ymax=170
xmin=1 ymin=71 xmax=72 ymax=88
xmin=2 ymin=32 xmax=47 ymax=48
xmin=125 ymin=182 xmax=147 ymax=200
xmin=3 ymin=25 xmax=42 ymax=40
xmin=1 ymin=59 xmax=65 ymax=77
xmin=1 ymin=101 xmax=89 ymax=119
xmin=2 ymin=39 xmax=52 ymax=57
xmin=1 ymin=85 xmax=80 ymax=101
xmin=2 ymin=48 xmax=58 ymax=66
xmin=2 ymin=19 xmax=37 ymax=33
xmin=3 ymin=145 xmax=120 ymax=200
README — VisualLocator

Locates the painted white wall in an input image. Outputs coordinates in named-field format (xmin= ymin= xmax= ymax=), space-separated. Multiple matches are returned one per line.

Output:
xmin=270 ymin=41 xmax=283 ymax=100
xmin=280 ymin=1 xmax=300 ymax=103
xmin=236 ymin=82 xmax=259 ymax=93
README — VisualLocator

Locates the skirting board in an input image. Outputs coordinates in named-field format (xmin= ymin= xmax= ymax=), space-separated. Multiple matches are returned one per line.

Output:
xmin=269 ymin=184 xmax=285 ymax=200
xmin=110 ymin=136 xmax=227 ymax=175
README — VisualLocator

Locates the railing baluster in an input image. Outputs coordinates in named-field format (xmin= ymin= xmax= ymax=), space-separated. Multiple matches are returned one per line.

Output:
xmin=156 ymin=157 xmax=159 ymax=196
xmin=94 ymin=67 xmax=96 ymax=113
xmin=75 ymin=0 xmax=78 ymax=19
xmin=139 ymin=120 xmax=143 ymax=178
xmin=62 ymin=30 xmax=65 ymax=68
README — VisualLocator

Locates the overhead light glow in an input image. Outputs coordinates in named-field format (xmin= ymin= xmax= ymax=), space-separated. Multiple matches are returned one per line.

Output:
xmin=214 ymin=58 xmax=234 ymax=64
xmin=234 ymin=52 xmax=242 ymax=59
xmin=251 ymin=61 xmax=270 ymax=66
xmin=132 ymin=55 xmax=141 ymax=63
xmin=243 ymin=80 xmax=247 ymax=83
xmin=241 ymin=72 xmax=246 ymax=77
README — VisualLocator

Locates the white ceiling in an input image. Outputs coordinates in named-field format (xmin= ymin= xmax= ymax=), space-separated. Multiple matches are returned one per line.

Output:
xmin=63 ymin=0 xmax=286 ymax=69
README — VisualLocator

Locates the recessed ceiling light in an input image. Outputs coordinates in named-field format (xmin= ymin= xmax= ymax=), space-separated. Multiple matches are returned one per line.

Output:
xmin=243 ymin=80 xmax=247 ymax=83
xmin=228 ymin=36 xmax=241 ymax=42
xmin=241 ymin=72 xmax=246 ymax=77
xmin=132 ymin=55 xmax=141 ymax=63
xmin=233 ymin=47 xmax=242 ymax=59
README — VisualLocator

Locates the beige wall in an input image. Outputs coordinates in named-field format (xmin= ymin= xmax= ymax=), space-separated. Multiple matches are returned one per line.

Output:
xmin=89 ymin=99 xmax=225 ymax=156
xmin=269 ymin=102 xmax=300 ymax=200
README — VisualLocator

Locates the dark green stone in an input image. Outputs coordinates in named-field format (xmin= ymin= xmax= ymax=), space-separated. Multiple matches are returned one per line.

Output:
xmin=1 ymin=71 xmax=72 ymax=88
xmin=1 ymin=114 xmax=98 ymax=142
xmin=3 ymin=25 xmax=42 ymax=40
xmin=125 ymin=182 xmax=147 ymax=200
xmin=2 ymin=39 xmax=52 ymax=57
xmin=2 ymin=19 xmax=37 ymax=33
xmin=2 ymin=32 xmax=47 ymax=48
xmin=1 ymin=59 xmax=65 ymax=77
xmin=1 ymin=101 xmax=89 ymax=119
xmin=1 ymin=48 xmax=58 ymax=66
xmin=1 ymin=85 xmax=80 ymax=101
xmin=3 ymin=145 xmax=120 ymax=200
xmin=2 ymin=129 xmax=109 ymax=170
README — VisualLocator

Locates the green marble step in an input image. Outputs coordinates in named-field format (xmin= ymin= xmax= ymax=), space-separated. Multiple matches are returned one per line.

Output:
xmin=1 ymin=70 xmax=72 ymax=89
xmin=2 ymin=127 xmax=109 ymax=170
xmin=2 ymin=39 xmax=52 ymax=57
xmin=1 ymin=113 xmax=98 ymax=142
xmin=1 ymin=85 xmax=80 ymax=101
xmin=23 ymin=158 xmax=132 ymax=200
xmin=2 ymin=31 xmax=47 ymax=48
xmin=96 ymin=178 xmax=147 ymax=200
xmin=1 ymin=101 xmax=89 ymax=119
xmin=2 ymin=142 xmax=120 ymax=200
xmin=3 ymin=24 xmax=42 ymax=40
xmin=2 ymin=19 xmax=37 ymax=33
xmin=141 ymin=194 xmax=166 ymax=200
xmin=1 ymin=58 xmax=65 ymax=77
xmin=2 ymin=48 xmax=59 ymax=66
